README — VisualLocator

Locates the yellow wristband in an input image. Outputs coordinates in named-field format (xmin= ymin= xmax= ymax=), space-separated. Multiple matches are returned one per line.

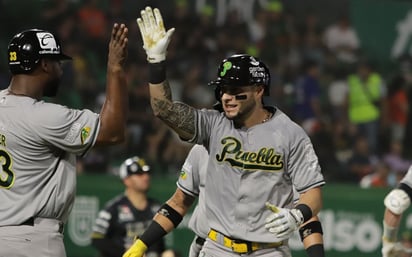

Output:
xmin=123 ymin=239 xmax=148 ymax=257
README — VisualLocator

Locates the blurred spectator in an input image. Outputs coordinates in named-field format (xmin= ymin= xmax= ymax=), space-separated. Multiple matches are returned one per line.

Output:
xmin=345 ymin=136 xmax=379 ymax=183
xmin=386 ymin=74 xmax=409 ymax=144
xmin=345 ymin=60 xmax=387 ymax=154
xmin=382 ymin=140 xmax=412 ymax=175
xmin=327 ymin=68 xmax=348 ymax=122
xmin=292 ymin=59 xmax=323 ymax=136
xmin=323 ymin=14 xmax=360 ymax=64
xmin=360 ymin=161 xmax=393 ymax=188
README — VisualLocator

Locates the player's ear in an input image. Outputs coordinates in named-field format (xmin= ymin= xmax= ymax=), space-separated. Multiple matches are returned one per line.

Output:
xmin=256 ymin=85 xmax=265 ymax=96
xmin=40 ymin=58 xmax=51 ymax=73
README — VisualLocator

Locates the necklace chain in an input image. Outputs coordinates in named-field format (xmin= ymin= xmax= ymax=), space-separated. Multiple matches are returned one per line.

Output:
xmin=262 ymin=111 xmax=272 ymax=123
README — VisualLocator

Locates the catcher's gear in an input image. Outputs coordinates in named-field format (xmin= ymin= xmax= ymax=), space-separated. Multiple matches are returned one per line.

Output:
xmin=208 ymin=54 xmax=271 ymax=101
xmin=384 ymin=188 xmax=411 ymax=215
xmin=265 ymin=202 xmax=304 ymax=241
xmin=136 ymin=6 xmax=175 ymax=63
xmin=123 ymin=239 xmax=148 ymax=257
xmin=119 ymin=156 xmax=150 ymax=179
xmin=8 ymin=29 xmax=71 ymax=74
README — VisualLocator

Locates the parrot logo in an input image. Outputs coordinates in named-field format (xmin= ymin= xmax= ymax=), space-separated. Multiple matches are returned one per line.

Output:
xmin=180 ymin=170 xmax=187 ymax=180
xmin=220 ymin=61 xmax=232 ymax=77
xmin=80 ymin=127 xmax=91 ymax=145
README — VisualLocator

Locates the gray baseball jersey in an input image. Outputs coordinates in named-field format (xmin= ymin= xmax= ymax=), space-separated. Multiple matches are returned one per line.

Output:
xmin=177 ymin=144 xmax=209 ymax=238
xmin=400 ymin=165 xmax=412 ymax=188
xmin=188 ymin=106 xmax=325 ymax=243
xmin=0 ymin=90 xmax=100 ymax=226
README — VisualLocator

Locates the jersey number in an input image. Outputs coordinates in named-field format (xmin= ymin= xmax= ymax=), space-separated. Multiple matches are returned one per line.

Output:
xmin=0 ymin=149 xmax=15 ymax=189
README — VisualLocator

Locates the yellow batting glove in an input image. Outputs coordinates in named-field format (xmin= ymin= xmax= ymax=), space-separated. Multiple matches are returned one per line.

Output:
xmin=123 ymin=239 xmax=148 ymax=257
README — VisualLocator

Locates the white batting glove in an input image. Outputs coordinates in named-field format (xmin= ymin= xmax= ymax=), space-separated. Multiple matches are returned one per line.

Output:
xmin=265 ymin=202 xmax=304 ymax=241
xmin=382 ymin=238 xmax=404 ymax=257
xmin=136 ymin=6 xmax=175 ymax=63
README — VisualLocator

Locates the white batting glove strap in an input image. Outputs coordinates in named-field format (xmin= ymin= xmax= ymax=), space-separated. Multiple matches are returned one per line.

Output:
xmin=264 ymin=202 xmax=303 ymax=241
xmin=382 ymin=238 xmax=404 ymax=257
xmin=137 ymin=6 xmax=175 ymax=63
xmin=384 ymin=188 xmax=411 ymax=215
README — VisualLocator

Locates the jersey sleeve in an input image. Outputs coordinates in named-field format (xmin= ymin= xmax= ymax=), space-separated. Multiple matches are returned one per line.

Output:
xmin=188 ymin=108 xmax=222 ymax=146
xmin=176 ymin=145 xmax=205 ymax=197
xmin=288 ymin=127 xmax=325 ymax=193
xmin=31 ymin=102 xmax=100 ymax=156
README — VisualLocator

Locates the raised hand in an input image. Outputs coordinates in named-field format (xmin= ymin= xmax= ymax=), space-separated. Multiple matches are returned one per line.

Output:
xmin=136 ymin=6 xmax=175 ymax=63
xmin=108 ymin=23 xmax=128 ymax=71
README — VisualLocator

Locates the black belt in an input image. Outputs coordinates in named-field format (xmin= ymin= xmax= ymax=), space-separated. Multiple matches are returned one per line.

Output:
xmin=21 ymin=217 xmax=34 ymax=226
xmin=195 ymin=236 xmax=206 ymax=246
xmin=20 ymin=217 xmax=64 ymax=234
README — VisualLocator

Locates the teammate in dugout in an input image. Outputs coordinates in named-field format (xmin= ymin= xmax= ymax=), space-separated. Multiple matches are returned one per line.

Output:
xmin=91 ymin=156 xmax=165 ymax=257
xmin=179 ymin=144 xmax=325 ymax=257
xmin=0 ymin=24 xmax=128 ymax=257
xmin=124 ymin=6 xmax=325 ymax=257
xmin=382 ymin=165 xmax=412 ymax=257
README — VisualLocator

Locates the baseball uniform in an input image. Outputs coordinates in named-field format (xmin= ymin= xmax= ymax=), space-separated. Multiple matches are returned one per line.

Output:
xmin=187 ymin=106 xmax=325 ymax=257
xmin=0 ymin=90 xmax=100 ymax=257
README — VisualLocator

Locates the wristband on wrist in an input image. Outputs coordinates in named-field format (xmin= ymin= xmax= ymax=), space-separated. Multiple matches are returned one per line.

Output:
xmin=149 ymin=62 xmax=166 ymax=84
xmin=139 ymin=221 xmax=167 ymax=247
xmin=295 ymin=204 xmax=313 ymax=223
xmin=306 ymin=244 xmax=325 ymax=257
xmin=299 ymin=220 xmax=323 ymax=241
xmin=157 ymin=203 xmax=183 ymax=228
xmin=399 ymin=183 xmax=412 ymax=201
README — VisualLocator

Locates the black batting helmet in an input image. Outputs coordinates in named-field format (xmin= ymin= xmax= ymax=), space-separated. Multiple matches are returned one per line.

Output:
xmin=119 ymin=156 xmax=150 ymax=179
xmin=7 ymin=29 xmax=72 ymax=74
xmin=208 ymin=54 xmax=271 ymax=101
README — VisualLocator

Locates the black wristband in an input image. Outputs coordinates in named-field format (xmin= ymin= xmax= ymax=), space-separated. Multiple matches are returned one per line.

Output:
xmin=157 ymin=203 xmax=183 ymax=228
xmin=139 ymin=221 xmax=167 ymax=247
xmin=295 ymin=204 xmax=313 ymax=223
xmin=399 ymin=183 xmax=412 ymax=201
xmin=299 ymin=220 xmax=323 ymax=241
xmin=306 ymin=244 xmax=325 ymax=257
xmin=149 ymin=62 xmax=166 ymax=84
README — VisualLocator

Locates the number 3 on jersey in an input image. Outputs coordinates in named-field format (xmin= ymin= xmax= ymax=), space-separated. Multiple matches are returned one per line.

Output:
xmin=0 ymin=149 xmax=15 ymax=189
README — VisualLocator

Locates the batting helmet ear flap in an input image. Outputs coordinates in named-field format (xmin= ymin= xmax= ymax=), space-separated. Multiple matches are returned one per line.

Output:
xmin=8 ymin=33 xmax=41 ymax=74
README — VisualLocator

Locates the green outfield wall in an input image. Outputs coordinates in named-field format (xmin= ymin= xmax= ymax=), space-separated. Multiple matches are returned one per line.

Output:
xmin=64 ymin=173 xmax=411 ymax=257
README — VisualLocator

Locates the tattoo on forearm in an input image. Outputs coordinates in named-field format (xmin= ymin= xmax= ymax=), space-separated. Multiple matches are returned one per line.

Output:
xmin=163 ymin=81 xmax=172 ymax=100
xmin=153 ymin=99 xmax=195 ymax=136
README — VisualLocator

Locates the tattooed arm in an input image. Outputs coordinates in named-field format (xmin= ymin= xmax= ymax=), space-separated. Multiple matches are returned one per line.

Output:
xmin=149 ymin=81 xmax=196 ymax=141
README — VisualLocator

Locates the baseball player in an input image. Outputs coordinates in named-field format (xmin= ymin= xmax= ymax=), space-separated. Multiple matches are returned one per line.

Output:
xmin=180 ymin=144 xmax=324 ymax=257
xmin=0 ymin=24 xmax=128 ymax=257
xmin=382 ymin=165 xmax=412 ymax=257
xmin=91 ymin=156 xmax=165 ymax=257
xmin=124 ymin=6 xmax=325 ymax=257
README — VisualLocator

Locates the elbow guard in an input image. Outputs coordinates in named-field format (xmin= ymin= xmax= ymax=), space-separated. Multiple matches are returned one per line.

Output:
xmin=384 ymin=188 xmax=411 ymax=215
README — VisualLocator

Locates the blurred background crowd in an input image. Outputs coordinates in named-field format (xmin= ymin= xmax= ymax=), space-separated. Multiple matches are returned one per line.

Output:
xmin=1 ymin=0 xmax=412 ymax=188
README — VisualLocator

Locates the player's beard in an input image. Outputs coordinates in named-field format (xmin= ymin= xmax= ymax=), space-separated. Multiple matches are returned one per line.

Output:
xmin=225 ymin=98 xmax=256 ymax=124
xmin=43 ymin=76 xmax=61 ymax=97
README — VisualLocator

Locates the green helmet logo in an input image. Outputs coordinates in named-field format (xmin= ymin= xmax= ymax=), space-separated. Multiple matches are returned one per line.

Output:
xmin=220 ymin=61 xmax=232 ymax=77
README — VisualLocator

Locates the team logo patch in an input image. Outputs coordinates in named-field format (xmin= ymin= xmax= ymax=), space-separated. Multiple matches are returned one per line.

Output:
xmin=119 ymin=205 xmax=134 ymax=222
xmin=220 ymin=61 xmax=232 ymax=77
xmin=81 ymin=127 xmax=91 ymax=145
xmin=180 ymin=170 xmax=187 ymax=180
xmin=35 ymin=32 xmax=61 ymax=55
